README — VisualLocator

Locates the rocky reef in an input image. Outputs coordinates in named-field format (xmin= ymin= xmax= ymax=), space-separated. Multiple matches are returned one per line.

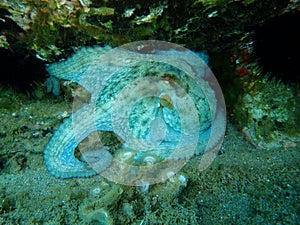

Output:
xmin=1 ymin=0 xmax=297 ymax=61
xmin=234 ymin=75 xmax=300 ymax=149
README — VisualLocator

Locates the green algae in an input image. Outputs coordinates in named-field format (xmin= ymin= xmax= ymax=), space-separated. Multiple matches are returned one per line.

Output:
xmin=194 ymin=0 xmax=257 ymax=7
xmin=234 ymin=75 xmax=300 ymax=148
xmin=1 ymin=0 xmax=291 ymax=61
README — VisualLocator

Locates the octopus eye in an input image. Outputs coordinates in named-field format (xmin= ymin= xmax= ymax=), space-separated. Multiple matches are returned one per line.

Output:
xmin=160 ymin=94 xmax=174 ymax=110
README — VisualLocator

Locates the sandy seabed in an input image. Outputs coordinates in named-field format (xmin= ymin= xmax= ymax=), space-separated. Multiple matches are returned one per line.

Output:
xmin=0 ymin=87 xmax=299 ymax=225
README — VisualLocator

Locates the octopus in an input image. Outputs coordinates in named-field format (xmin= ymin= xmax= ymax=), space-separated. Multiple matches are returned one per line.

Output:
xmin=43 ymin=40 xmax=226 ymax=186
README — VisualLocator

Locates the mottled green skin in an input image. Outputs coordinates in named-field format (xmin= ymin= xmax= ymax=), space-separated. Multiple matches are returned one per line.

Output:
xmin=43 ymin=44 xmax=227 ymax=183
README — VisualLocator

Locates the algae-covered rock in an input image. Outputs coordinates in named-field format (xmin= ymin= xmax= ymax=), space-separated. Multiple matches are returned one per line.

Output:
xmin=234 ymin=75 xmax=300 ymax=149
xmin=0 ymin=0 xmax=294 ymax=61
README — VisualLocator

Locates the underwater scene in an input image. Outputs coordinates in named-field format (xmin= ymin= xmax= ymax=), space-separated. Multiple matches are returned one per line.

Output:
xmin=0 ymin=0 xmax=299 ymax=224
